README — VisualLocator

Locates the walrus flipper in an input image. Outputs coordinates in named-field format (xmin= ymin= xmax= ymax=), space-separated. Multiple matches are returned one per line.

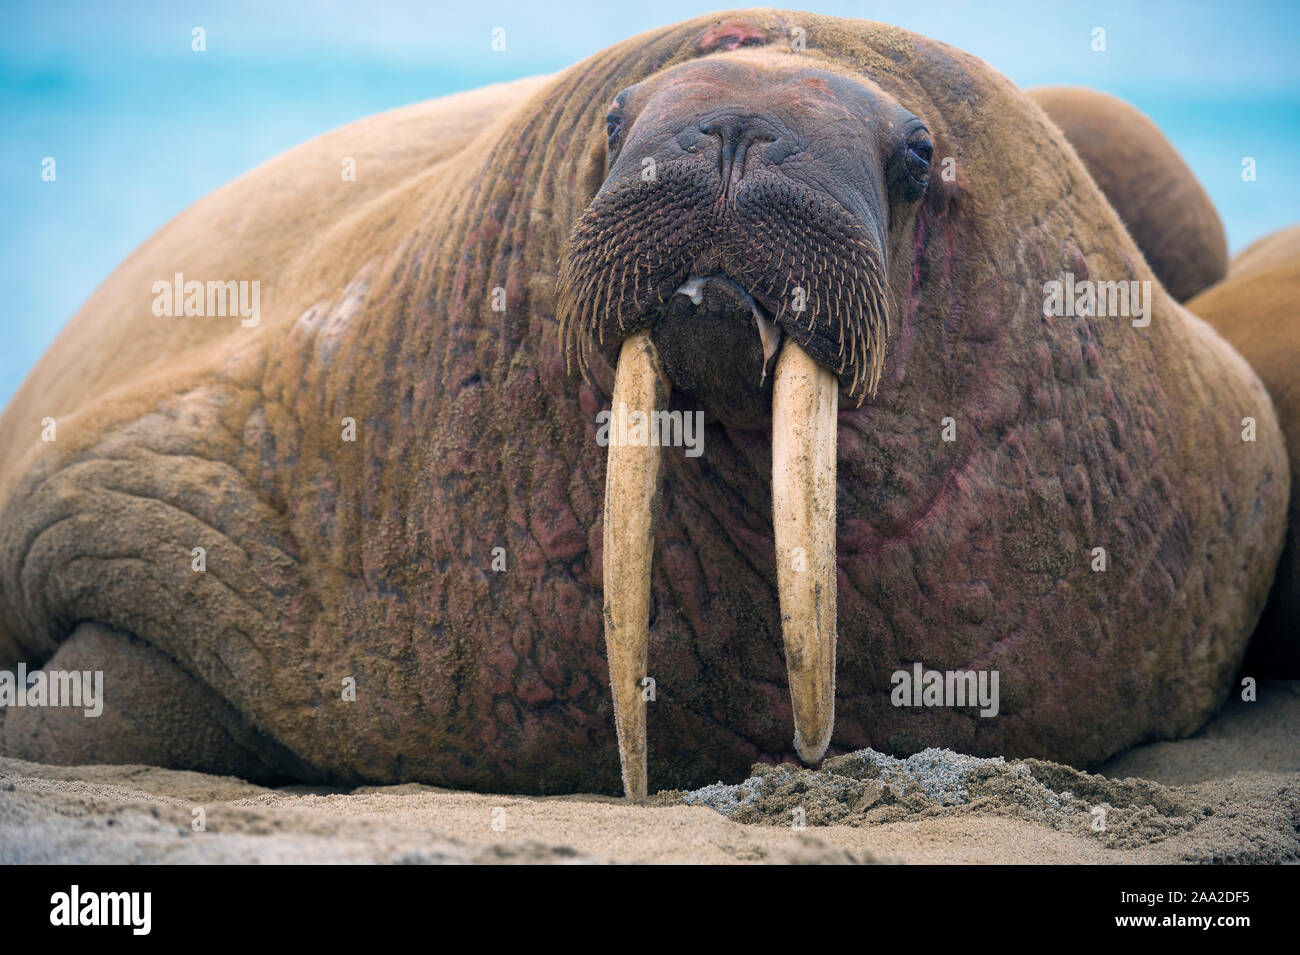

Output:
xmin=0 ymin=379 xmax=326 ymax=783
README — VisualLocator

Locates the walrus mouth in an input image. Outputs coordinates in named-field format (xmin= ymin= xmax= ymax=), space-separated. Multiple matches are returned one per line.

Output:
xmin=601 ymin=328 xmax=838 ymax=801
xmin=557 ymin=161 xmax=890 ymax=401
xmin=675 ymin=275 xmax=782 ymax=380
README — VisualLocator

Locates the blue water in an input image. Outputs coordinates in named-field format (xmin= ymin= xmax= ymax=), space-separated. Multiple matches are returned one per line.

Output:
xmin=2 ymin=0 xmax=1298 ymax=408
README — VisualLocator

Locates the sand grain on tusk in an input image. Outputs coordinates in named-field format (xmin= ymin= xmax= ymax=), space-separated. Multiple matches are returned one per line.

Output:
xmin=602 ymin=330 xmax=669 ymax=801
xmin=771 ymin=338 xmax=839 ymax=765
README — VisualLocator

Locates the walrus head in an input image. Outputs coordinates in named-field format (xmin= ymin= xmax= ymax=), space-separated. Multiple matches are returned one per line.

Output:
xmin=557 ymin=48 xmax=935 ymax=799
xmin=560 ymin=51 xmax=933 ymax=419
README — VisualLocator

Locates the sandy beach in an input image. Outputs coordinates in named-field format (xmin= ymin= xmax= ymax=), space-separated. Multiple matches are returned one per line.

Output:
xmin=4 ymin=680 xmax=1296 ymax=864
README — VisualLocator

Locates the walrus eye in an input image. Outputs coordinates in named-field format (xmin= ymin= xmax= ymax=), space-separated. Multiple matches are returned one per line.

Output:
xmin=894 ymin=133 xmax=932 ymax=202
xmin=905 ymin=139 xmax=932 ymax=180
xmin=605 ymin=112 xmax=625 ymax=168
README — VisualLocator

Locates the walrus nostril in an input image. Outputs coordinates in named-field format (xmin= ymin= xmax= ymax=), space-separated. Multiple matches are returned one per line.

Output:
xmin=699 ymin=117 xmax=776 ymax=194
xmin=699 ymin=115 xmax=770 ymax=148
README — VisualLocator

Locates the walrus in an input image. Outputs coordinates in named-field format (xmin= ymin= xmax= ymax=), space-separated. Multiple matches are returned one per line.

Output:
xmin=1220 ymin=222 xmax=1300 ymax=280
xmin=0 ymin=11 xmax=1288 ymax=799
xmin=1027 ymin=86 xmax=1229 ymax=302
xmin=1030 ymin=87 xmax=1297 ymax=676
xmin=1185 ymin=224 xmax=1300 ymax=675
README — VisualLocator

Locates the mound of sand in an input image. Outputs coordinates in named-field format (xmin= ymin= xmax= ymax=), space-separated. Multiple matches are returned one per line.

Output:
xmin=665 ymin=748 xmax=1297 ymax=862
xmin=3 ymin=682 xmax=1297 ymax=864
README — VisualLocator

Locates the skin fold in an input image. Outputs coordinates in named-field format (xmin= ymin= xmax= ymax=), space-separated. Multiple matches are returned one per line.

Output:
xmin=0 ymin=11 xmax=1288 ymax=793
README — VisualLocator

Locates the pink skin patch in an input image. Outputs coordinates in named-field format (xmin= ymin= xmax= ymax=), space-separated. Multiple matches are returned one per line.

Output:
xmin=695 ymin=20 xmax=769 ymax=53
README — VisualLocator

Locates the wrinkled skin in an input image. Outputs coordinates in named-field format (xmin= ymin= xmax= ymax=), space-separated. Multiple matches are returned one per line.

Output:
xmin=0 ymin=11 xmax=1288 ymax=794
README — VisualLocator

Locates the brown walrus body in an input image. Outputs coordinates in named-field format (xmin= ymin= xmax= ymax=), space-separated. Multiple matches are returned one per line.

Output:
xmin=0 ymin=11 xmax=1288 ymax=793
xmin=1187 ymin=225 xmax=1300 ymax=675
xmin=1028 ymin=86 xmax=1229 ymax=302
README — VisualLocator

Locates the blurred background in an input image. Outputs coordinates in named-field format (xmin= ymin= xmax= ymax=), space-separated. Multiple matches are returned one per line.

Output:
xmin=2 ymin=0 xmax=1298 ymax=407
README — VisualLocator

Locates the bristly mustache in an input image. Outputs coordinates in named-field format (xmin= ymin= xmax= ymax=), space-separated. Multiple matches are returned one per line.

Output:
xmin=556 ymin=160 xmax=891 ymax=402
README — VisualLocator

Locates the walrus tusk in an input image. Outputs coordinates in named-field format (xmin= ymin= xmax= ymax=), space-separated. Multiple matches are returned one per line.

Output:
xmin=771 ymin=338 xmax=838 ymax=765
xmin=603 ymin=330 xmax=668 ymax=802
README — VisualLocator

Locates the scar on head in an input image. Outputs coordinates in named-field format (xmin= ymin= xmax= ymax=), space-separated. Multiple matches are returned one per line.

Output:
xmin=695 ymin=19 xmax=769 ymax=53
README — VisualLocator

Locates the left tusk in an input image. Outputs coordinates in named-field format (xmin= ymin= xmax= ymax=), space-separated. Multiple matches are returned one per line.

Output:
xmin=602 ymin=330 xmax=669 ymax=801
xmin=771 ymin=338 xmax=839 ymax=765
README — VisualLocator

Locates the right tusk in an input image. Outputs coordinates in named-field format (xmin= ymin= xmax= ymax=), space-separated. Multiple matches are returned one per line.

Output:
xmin=602 ymin=330 xmax=669 ymax=802
xmin=771 ymin=338 xmax=839 ymax=765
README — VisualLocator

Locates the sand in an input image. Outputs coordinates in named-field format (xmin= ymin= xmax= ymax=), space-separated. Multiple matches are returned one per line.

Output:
xmin=2 ymin=681 xmax=1296 ymax=864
